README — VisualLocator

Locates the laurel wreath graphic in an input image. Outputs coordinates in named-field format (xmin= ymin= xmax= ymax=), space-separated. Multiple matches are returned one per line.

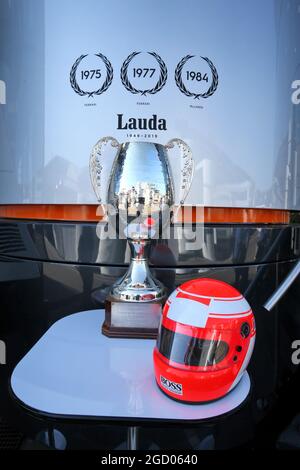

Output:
xmin=120 ymin=51 xmax=167 ymax=96
xmin=70 ymin=53 xmax=113 ymax=98
xmin=175 ymin=55 xmax=218 ymax=99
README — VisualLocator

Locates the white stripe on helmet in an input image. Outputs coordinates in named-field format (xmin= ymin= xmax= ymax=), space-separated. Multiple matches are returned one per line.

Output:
xmin=177 ymin=287 xmax=242 ymax=301
xmin=209 ymin=297 xmax=251 ymax=315
xmin=166 ymin=297 xmax=210 ymax=328
xmin=209 ymin=311 xmax=252 ymax=319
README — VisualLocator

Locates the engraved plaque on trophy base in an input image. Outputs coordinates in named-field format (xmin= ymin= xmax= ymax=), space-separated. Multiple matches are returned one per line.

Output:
xmin=103 ymin=297 xmax=163 ymax=339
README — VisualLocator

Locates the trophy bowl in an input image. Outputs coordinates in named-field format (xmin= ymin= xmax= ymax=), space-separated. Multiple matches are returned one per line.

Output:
xmin=90 ymin=138 xmax=194 ymax=338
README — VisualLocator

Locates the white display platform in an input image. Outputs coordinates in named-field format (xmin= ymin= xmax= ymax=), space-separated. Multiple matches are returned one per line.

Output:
xmin=11 ymin=310 xmax=250 ymax=422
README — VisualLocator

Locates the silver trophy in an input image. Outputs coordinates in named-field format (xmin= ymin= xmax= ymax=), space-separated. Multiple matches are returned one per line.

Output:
xmin=90 ymin=138 xmax=194 ymax=338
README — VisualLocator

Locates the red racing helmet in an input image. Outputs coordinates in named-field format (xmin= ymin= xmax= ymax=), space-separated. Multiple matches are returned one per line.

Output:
xmin=153 ymin=278 xmax=256 ymax=403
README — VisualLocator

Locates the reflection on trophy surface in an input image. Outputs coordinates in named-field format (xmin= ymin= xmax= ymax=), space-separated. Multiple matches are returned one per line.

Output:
xmin=90 ymin=138 xmax=194 ymax=338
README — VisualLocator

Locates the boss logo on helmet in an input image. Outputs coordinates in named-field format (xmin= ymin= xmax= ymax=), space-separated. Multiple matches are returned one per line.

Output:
xmin=160 ymin=375 xmax=183 ymax=395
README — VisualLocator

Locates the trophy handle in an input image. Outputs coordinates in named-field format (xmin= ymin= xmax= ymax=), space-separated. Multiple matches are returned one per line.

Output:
xmin=165 ymin=138 xmax=194 ymax=206
xmin=89 ymin=136 xmax=120 ymax=202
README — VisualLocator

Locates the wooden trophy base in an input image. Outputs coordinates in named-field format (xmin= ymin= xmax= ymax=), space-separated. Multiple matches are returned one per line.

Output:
xmin=102 ymin=296 xmax=163 ymax=339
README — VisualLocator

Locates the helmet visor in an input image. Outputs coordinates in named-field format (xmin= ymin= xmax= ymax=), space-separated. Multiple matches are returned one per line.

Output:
xmin=157 ymin=325 xmax=229 ymax=369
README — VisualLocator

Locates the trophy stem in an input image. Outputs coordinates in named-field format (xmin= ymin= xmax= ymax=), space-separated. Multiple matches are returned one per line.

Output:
xmin=111 ymin=238 xmax=166 ymax=302
xmin=129 ymin=238 xmax=150 ymax=262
